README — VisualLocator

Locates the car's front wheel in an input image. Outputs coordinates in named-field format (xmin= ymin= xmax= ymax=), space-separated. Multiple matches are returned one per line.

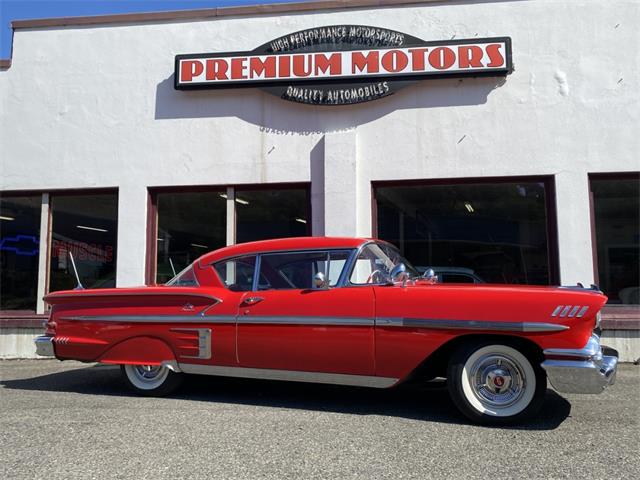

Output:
xmin=121 ymin=364 xmax=183 ymax=396
xmin=447 ymin=341 xmax=546 ymax=425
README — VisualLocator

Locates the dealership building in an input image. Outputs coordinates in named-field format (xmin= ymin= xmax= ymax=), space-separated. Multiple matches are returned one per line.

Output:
xmin=0 ymin=0 xmax=638 ymax=359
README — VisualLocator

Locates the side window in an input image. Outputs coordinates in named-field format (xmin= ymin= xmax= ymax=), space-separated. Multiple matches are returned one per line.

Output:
xmin=258 ymin=250 xmax=351 ymax=290
xmin=166 ymin=265 xmax=199 ymax=287
xmin=349 ymin=245 xmax=394 ymax=285
xmin=214 ymin=256 xmax=257 ymax=292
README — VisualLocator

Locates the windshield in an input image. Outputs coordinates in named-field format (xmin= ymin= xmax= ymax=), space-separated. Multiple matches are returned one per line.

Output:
xmin=349 ymin=242 xmax=419 ymax=284
xmin=165 ymin=264 xmax=199 ymax=287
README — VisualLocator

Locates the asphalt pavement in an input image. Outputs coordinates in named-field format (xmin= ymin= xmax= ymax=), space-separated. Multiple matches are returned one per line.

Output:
xmin=1 ymin=360 xmax=638 ymax=480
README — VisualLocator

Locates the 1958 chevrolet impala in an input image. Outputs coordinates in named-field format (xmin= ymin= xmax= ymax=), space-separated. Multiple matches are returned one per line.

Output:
xmin=35 ymin=237 xmax=618 ymax=424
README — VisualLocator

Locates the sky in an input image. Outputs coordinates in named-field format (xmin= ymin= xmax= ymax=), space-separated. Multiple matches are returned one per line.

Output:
xmin=0 ymin=0 xmax=304 ymax=59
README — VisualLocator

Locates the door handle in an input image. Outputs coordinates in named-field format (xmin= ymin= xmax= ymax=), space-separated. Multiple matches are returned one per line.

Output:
xmin=243 ymin=296 xmax=264 ymax=306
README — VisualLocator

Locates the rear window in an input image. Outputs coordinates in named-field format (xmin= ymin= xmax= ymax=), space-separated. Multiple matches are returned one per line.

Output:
xmin=165 ymin=265 xmax=199 ymax=287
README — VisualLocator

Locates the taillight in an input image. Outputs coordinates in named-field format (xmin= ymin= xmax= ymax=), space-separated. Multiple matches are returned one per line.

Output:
xmin=44 ymin=318 xmax=57 ymax=336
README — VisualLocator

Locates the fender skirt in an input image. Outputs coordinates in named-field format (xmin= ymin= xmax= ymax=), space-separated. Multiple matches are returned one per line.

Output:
xmin=98 ymin=337 xmax=176 ymax=367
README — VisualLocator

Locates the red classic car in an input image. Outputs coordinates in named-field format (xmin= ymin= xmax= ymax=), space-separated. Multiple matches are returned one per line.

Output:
xmin=35 ymin=237 xmax=618 ymax=424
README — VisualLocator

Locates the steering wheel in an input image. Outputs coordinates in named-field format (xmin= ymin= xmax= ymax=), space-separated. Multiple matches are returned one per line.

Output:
xmin=366 ymin=269 xmax=384 ymax=284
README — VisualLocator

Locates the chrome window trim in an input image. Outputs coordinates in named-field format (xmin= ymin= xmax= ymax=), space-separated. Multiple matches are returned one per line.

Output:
xmin=253 ymin=248 xmax=355 ymax=291
xmin=252 ymin=254 xmax=262 ymax=292
xmin=177 ymin=363 xmax=398 ymax=388
xmin=344 ymin=240 xmax=381 ymax=287
xmin=211 ymin=248 xmax=359 ymax=291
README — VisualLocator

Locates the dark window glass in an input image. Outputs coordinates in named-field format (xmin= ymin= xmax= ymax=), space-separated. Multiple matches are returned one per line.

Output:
xmin=236 ymin=188 xmax=309 ymax=243
xmin=441 ymin=274 xmax=476 ymax=284
xmin=259 ymin=250 xmax=351 ymax=290
xmin=214 ymin=256 xmax=257 ymax=292
xmin=156 ymin=192 xmax=226 ymax=284
xmin=591 ymin=177 xmax=640 ymax=304
xmin=49 ymin=194 xmax=118 ymax=291
xmin=376 ymin=181 xmax=552 ymax=285
xmin=0 ymin=195 xmax=41 ymax=310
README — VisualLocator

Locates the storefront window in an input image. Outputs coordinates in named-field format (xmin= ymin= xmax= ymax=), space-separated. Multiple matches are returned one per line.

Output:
xmin=591 ymin=176 xmax=640 ymax=304
xmin=0 ymin=195 xmax=41 ymax=310
xmin=236 ymin=188 xmax=309 ymax=243
xmin=375 ymin=180 xmax=553 ymax=285
xmin=156 ymin=191 xmax=226 ymax=284
xmin=49 ymin=193 xmax=118 ymax=291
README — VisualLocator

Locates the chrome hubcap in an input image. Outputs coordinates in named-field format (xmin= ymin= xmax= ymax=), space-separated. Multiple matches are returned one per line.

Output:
xmin=133 ymin=365 xmax=163 ymax=381
xmin=470 ymin=355 xmax=525 ymax=408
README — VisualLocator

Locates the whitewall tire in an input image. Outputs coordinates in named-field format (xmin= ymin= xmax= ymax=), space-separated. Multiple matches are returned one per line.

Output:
xmin=121 ymin=364 xmax=183 ymax=397
xmin=447 ymin=341 xmax=546 ymax=425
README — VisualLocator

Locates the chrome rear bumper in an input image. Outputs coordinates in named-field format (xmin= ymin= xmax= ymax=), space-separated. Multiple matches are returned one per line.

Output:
xmin=34 ymin=335 xmax=55 ymax=357
xmin=541 ymin=334 xmax=618 ymax=394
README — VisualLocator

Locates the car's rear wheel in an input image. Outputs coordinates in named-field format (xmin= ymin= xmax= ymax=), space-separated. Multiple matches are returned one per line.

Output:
xmin=121 ymin=364 xmax=183 ymax=396
xmin=447 ymin=341 xmax=546 ymax=425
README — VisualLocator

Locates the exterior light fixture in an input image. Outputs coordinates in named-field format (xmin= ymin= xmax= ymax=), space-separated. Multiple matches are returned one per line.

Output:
xmin=76 ymin=225 xmax=108 ymax=233
xmin=295 ymin=218 xmax=307 ymax=224
xmin=464 ymin=202 xmax=475 ymax=213
xmin=0 ymin=215 xmax=15 ymax=221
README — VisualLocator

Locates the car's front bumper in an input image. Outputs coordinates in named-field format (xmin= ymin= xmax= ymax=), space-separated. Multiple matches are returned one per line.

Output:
xmin=34 ymin=335 xmax=55 ymax=357
xmin=541 ymin=334 xmax=618 ymax=394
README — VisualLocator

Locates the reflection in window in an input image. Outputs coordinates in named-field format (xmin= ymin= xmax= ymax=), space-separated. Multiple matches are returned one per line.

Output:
xmin=49 ymin=193 xmax=118 ymax=292
xmin=235 ymin=188 xmax=309 ymax=243
xmin=156 ymin=192 xmax=226 ymax=284
xmin=214 ymin=256 xmax=257 ymax=292
xmin=0 ymin=195 xmax=41 ymax=310
xmin=259 ymin=250 xmax=351 ymax=290
xmin=591 ymin=177 xmax=640 ymax=304
xmin=376 ymin=181 xmax=552 ymax=285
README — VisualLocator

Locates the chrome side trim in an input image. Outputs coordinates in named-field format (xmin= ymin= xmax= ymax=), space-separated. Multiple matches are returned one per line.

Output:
xmin=171 ymin=328 xmax=212 ymax=360
xmin=376 ymin=317 xmax=569 ymax=332
xmin=45 ymin=290 xmax=222 ymax=302
xmin=34 ymin=336 xmax=55 ymax=357
xmin=237 ymin=316 xmax=374 ymax=326
xmin=177 ymin=363 xmax=398 ymax=388
xmin=62 ymin=315 xmax=236 ymax=324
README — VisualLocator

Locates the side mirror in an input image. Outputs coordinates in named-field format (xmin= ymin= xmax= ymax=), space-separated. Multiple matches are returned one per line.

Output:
xmin=422 ymin=268 xmax=437 ymax=283
xmin=389 ymin=263 xmax=409 ymax=284
xmin=314 ymin=272 xmax=329 ymax=289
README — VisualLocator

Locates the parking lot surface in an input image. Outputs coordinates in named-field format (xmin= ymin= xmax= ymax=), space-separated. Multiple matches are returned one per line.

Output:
xmin=1 ymin=360 xmax=638 ymax=479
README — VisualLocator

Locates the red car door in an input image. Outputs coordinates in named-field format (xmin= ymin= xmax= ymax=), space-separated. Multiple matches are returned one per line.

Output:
xmin=236 ymin=250 xmax=375 ymax=376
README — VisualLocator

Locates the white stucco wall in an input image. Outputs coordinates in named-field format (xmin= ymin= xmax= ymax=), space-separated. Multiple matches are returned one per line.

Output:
xmin=1 ymin=0 xmax=638 ymax=287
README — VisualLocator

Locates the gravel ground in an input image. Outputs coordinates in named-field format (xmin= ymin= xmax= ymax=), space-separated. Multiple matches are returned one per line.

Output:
xmin=0 ymin=360 xmax=638 ymax=480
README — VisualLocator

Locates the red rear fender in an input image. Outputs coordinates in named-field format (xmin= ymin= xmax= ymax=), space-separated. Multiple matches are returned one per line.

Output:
xmin=98 ymin=337 xmax=176 ymax=366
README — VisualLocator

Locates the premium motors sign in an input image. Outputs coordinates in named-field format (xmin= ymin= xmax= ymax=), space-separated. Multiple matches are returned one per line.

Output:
xmin=175 ymin=25 xmax=512 ymax=105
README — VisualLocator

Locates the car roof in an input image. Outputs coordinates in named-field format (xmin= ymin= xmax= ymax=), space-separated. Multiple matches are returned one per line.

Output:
xmin=198 ymin=237 xmax=371 ymax=265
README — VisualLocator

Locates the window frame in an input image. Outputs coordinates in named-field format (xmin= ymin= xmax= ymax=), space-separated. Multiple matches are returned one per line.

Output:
xmin=147 ymin=186 xmax=228 ymax=285
xmin=147 ymin=183 xmax=312 ymax=285
xmin=371 ymin=176 xmax=560 ymax=286
xmin=588 ymin=172 xmax=640 ymax=313
xmin=212 ymin=248 xmax=358 ymax=292
xmin=0 ymin=188 xmax=118 ymax=318
xmin=0 ymin=191 xmax=45 ymax=315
